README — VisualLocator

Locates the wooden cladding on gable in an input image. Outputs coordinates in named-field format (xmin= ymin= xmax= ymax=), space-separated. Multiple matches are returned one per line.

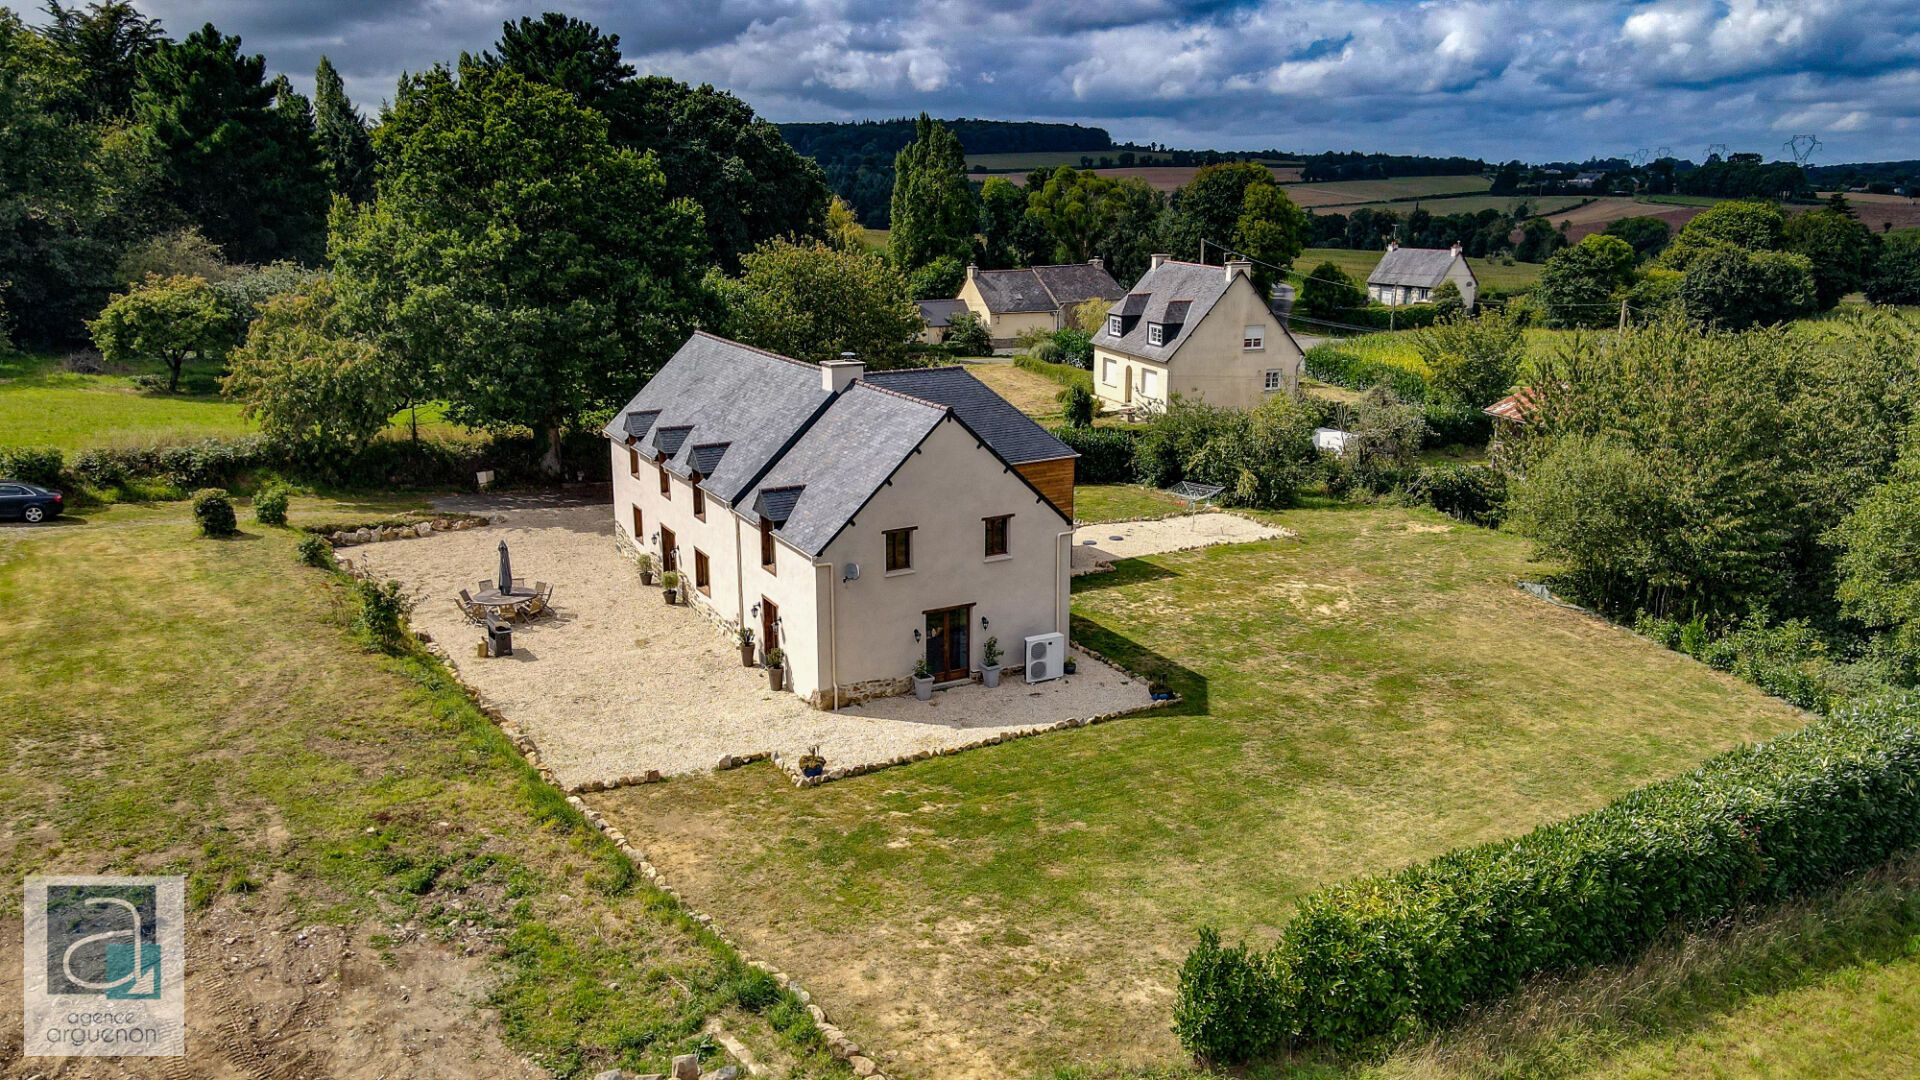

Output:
xmin=1015 ymin=457 xmax=1075 ymax=520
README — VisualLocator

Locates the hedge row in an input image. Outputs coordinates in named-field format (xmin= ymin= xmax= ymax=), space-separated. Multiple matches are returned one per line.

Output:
xmin=1046 ymin=425 xmax=1138 ymax=484
xmin=1175 ymin=697 xmax=1920 ymax=1061
xmin=3 ymin=430 xmax=615 ymax=497
xmin=1014 ymin=353 xmax=1094 ymax=393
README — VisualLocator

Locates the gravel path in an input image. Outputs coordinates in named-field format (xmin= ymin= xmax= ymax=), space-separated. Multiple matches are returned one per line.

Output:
xmin=348 ymin=505 xmax=1154 ymax=789
xmin=1070 ymin=512 xmax=1292 ymax=574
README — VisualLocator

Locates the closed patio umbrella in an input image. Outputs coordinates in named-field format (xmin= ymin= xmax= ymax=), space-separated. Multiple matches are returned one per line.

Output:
xmin=497 ymin=540 xmax=514 ymax=594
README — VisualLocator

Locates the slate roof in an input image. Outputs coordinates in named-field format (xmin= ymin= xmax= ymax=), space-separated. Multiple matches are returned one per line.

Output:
xmin=606 ymin=332 xmax=1073 ymax=562
xmin=916 ymin=298 xmax=969 ymax=328
xmin=602 ymin=333 xmax=831 ymax=505
xmin=863 ymin=367 xmax=1075 ymax=465
xmin=968 ymin=262 xmax=1125 ymax=314
xmin=1367 ymin=247 xmax=1468 ymax=289
xmin=1089 ymin=260 xmax=1236 ymax=363
xmin=742 ymin=384 xmax=947 ymax=556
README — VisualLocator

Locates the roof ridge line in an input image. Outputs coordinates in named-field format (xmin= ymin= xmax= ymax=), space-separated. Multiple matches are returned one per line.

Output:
xmin=689 ymin=329 xmax=819 ymax=371
xmin=849 ymin=378 xmax=953 ymax=412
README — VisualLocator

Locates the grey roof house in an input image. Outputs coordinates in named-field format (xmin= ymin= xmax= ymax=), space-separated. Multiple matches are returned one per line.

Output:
xmin=606 ymin=332 xmax=1078 ymax=707
xmin=956 ymin=260 xmax=1126 ymax=345
xmin=1366 ymin=242 xmax=1479 ymax=309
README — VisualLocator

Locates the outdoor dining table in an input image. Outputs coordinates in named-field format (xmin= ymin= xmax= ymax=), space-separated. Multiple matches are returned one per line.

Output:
xmin=472 ymin=583 xmax=536 ymax=610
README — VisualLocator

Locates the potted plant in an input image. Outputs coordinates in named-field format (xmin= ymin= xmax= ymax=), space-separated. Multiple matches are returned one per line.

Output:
xmin=912 ymin=657 xmax=933 ymax=701
xmin=767 ymin=647 xmax=786 ymax=691
xmin=798 ymin=744 xmax=825 ymax=778
xmin=738 ymin=627 xmax=756 ymax=667
xmin=637 ymin=552 xmax=655 ymax=586
xmin=981 ymin=636 xmax=1003 ymax=688
xmin=1063 ymin=656 xmax=1078 ymax=676
xmin=661 ymin=571 xmax=680 ymax=605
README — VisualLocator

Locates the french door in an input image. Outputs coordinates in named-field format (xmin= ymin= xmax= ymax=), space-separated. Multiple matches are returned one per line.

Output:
xmin=924 ymin=605 xmax=973 ymax=683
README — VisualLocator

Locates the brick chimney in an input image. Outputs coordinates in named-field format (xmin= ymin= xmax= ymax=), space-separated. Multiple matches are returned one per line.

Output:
xmin=822 ymin=352 xmax=863 ymax=394
xmin=1149 ymin=253 xmax=1171 ymax=270
xmin=1450 ymin=241 xmax=1465 ymax=257
xmin=1225 ymin=259 xmax=1253 ymax=284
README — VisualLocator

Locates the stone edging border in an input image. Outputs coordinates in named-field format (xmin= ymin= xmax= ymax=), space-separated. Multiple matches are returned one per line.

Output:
xmin=322 ymin=515 xmax=489 ymax=547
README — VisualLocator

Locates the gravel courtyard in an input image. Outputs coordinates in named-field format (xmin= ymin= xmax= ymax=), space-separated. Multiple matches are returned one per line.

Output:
xmin=348 ymin=504 xmax=1154 ymax=790
xmin=1070 ymin=512 xmax=1292 ymax=574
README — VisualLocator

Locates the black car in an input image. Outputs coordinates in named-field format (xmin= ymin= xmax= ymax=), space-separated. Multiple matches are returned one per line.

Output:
xmin=0 ymin=479 xmax=63 ymax=523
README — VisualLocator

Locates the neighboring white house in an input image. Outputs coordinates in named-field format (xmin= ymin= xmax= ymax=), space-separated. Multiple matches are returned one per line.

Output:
xmin=1366 ymin=242 xmax=1479 ymax=309
xmin=956 ymin=259 xmax=1126 ymax=346
xmin=1088 ymin=255 xmax=1305 ymax=414
xmin=605 ymin=332 xmax=1079 ymax=708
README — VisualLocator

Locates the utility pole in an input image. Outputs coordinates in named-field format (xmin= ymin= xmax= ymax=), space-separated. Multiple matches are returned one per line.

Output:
xmin=1619 ymin=298 xmax=1629 ymax=332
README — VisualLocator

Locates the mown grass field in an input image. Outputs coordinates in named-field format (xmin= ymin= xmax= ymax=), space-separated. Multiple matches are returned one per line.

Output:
xmin=1332 ymin=193 xmax=1591 ymax=218
xmin=1306 ymin=325 xmax=1584 ymax=378
xmin=0 ymin=351 xmax=478 ymax=453
xmin=1280 ymin=176 xmax=1492 ymax=208
xmin=0 ymin=498 xmax=845 ymax=1077
xmin=1291 ymin=247 xmax=1546 ymax=294
xmin=592 ymin=503 xmax=1806 ymax=1078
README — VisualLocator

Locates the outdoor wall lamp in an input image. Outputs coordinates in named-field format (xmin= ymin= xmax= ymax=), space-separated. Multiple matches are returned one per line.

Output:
xmin=751 ymin=602 xmax=761 ymax=617
xmin=649 ymin=531 xmax=659 ymax=544
xmin=980 ymin=616 xmax=990 ymax=629
xmin=913 ymin=628 xmax=922 ymax=642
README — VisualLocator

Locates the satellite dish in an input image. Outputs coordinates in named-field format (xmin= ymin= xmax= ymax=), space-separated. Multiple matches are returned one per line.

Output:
xmin=842 ymin=563 xmax=861 ymax=582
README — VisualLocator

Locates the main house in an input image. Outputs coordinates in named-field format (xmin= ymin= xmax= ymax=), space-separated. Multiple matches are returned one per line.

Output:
xmin=1089 ymin=256 xmax=1304 ymax=414
xmin=956 ymin=259 xmax=1125 ymax=347
xmin=1366 ymin=241 xmax=1479 ymax=309
xmin=606 ymin=333 xmax=1078 ymax=708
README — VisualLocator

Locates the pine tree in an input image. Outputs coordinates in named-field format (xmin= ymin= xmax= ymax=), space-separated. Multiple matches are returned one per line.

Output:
xmin=888 ymin=114 xmax=975 ymax=274
xmin=313 ymin=56 xmax=374 ymax=204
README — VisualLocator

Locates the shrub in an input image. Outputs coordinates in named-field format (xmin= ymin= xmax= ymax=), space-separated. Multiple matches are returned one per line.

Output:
xmin=1047 ymin=425 xmax=1137 ymax=483
xmin=0 ymin=446 xmax=64 ymax=488
xmin=1060 ymin=383 xmax=1096 ymax=428
xmin=354 ymin=577 xmax=409 ymax=652
xmin=295 ymin=534 xmax=333 ymax=568
xmin=252 ymin=482 xmax=291 ymax=526
xmin=944 ymin=311 xmax=992 ymax=356
xmin=1419 ymin=403 xmax=1494 ymax=448
xmin=1176 ymin=698 xmax=1920 ymax=1060
xmin=190 ymin=488 xmax=237 ymax=537
xmin=1031 ymin=337 xmax=1064 ymax=365
xmin=1407 ymin=463 xmax=1506 ymax=525
xmin=1052 ymin=327 xmax=1094 ymax=369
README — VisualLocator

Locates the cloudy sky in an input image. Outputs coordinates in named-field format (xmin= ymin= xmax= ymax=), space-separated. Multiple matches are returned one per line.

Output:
xmin=72 ymin=1 xmax=1920 ymax=163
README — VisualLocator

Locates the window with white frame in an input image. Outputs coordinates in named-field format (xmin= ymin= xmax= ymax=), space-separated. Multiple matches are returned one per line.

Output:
xmin=1101 ymin=357 xmax=1116 ymax=385
xmin=1243 ymin=324 xmax=1265 ymax=349
xmin=1141 ymin=368 xmax=1158 ymax=397
xmin=1106 ymin=314 xmax=1122 ymax=336
xmin=1146 ymin=322 xmax=1164 ymax=346
xmin=1263 ymin=369 xmax=1282 ymax=391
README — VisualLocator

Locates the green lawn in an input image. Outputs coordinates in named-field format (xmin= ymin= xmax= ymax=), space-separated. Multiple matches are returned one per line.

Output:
xmin=0 ymin=499 xmax=844 ymax=1077
xmin=1308 ymin=326 xmax=1583 ymax=378
xmin=1292 ymin=248 xmax=1545 ymax=294
xmin=591 ymin=503 xmax=1805 ymax=1078
xmin=1282 ymin=176 xmax=1493 ymax=207
xmin=0 ymin=351 xmax=480 ymax=453
xmin=1333 ymin=194 xmax=1591 ymax=218
xmin=1074 ymin=483 xmax=1188 ymax=522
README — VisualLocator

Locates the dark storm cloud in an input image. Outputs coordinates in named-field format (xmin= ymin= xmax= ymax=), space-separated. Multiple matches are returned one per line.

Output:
xmin=94 ymin=0 xmax=1920 ymax=160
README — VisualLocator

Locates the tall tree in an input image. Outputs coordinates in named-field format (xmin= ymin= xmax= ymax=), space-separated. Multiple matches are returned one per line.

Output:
xmin=1232 ymin=182 xmax=1307 ymax=297
xmin=39 ymin=0 xmax=163 ymax=121
xmin=88 ymin=273 xmax=229 ymax=391
xmin=312 ymin=56 xmax=374 ymax=204
xmin=976 ymin=175 xmax=1034 ymax=269
xmin=131 ymin=23 xmax=328 ymax=264
xmin=709 ymin=238 xmax=920 ymax=367
xmin=485 ymin=14 xmax=826 ymax=270
xmin=331 ymin=61 xmax=709 ymax=471
xmin=888 ymin=113 xmax=975 ymax=275
xmin=1161 ymin=162 xmax=1277 ymax=263
xmin=1785 ymin=207 xmax=1878 ymax=310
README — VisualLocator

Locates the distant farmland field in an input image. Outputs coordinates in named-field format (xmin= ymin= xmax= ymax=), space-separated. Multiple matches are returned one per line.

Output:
xmin=1544 ymin=197 xmax=1708 ymax=241
xmin=993 ymin=164 xmax=1302 ymax=190
xmin=1281 ymin=175 xmax=1492 ymax=207
xmin=1827 ymin=191 xmax=1920 ymax=232
xmin=967 ymin=150 xmax=1299 ymax=173
xmin=1327 ymin=194 xmax=1591 ymax=218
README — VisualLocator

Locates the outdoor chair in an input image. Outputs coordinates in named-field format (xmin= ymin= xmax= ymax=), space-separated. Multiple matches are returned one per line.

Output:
xmin=457 ymin=588 xmax=484 ymax=624
xmin=480 ymin=579 xmax=494 ymax=593
xmin=523 ymin=581 xmax=552 ymax=618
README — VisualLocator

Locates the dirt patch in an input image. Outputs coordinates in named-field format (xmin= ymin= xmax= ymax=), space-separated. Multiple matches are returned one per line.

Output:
xmin=1071 ymin=513 xmax=1292 ymax=574
xmin=0 ymin=882 xmax=539 ymax=1080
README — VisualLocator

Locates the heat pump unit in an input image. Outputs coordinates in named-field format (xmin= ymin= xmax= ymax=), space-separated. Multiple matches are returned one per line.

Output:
xmin=1025 ymin=632 xmax=1066 ymax=683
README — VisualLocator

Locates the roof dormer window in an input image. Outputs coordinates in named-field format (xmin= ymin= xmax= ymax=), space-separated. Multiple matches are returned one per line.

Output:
xmin=1107 ymin=314 xmax=1122 ymax=337
xmin=1147 ymin=322 xmax=1165 ymax=346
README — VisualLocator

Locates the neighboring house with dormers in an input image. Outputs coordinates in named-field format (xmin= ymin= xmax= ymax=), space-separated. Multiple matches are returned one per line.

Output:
xmin=606 ymin=333 xmax=1077 ymax=708
xmin=956 ymin=259 xmax=1126 ymax=346
xmin=1089 ymin=255 xmax=1304 ymax=414
xmin=1366 ymin=241 xmax=1479 ymax=309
